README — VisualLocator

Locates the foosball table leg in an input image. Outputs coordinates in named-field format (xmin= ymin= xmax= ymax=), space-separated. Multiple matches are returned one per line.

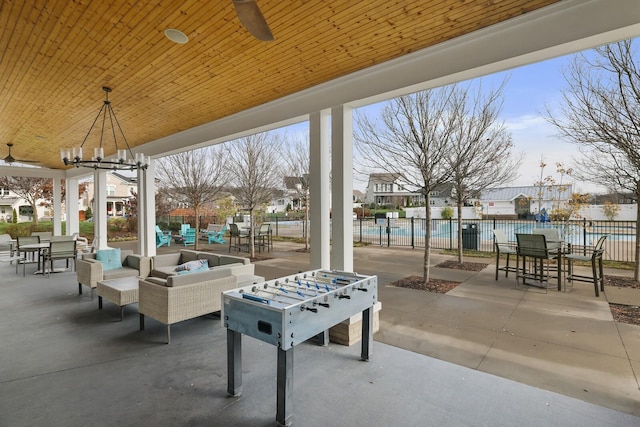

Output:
xmin=361 ymin=306 xmax=373 ymax=361
xmin=227 ymin=329 xmax=242 ymax=397
xmin=316 ymin=329 xmax=329 ymax=346
xmin=276 ymin=346 xmax=293 ymax=426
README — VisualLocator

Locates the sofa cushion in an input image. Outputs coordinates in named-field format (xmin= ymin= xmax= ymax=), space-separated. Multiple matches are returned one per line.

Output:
xmin=180 ymin=250 xmax=199 ymax=263
xmin=196 ymin=252 xmax=220 ymax=267
xmin=219 ymin=255 xmax=248 ymax=266
xmin=96 ymin=248 xmax=122 ymax=271
xmin=166 ymin=267 xmax=234 ymax=287
xmin=175 ymin=259 xmax=208 ymax=273
xmin=102 ymin=266 xmax=140 ymax=280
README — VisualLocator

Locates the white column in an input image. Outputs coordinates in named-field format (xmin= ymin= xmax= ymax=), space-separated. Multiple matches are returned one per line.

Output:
xmin=94 ymin=169 xmax=109 ymax=250
xmin=141 ymin=159 xmax=156 ymax=257
xmin=65 ymin=177 xmax=80 ymax=235
xmin=309 ymin=110 xmax=331 ymax=270
xmin=136 ymin=167 xmax=145 ymax=255
xmin=52 ymin=177 xmax=62 ymax=235
xmin=331 ymin=105 xmax=354 ymax=271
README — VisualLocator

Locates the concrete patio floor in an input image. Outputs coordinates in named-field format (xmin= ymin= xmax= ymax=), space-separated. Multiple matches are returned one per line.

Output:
xmin=1 ymin=239 xmax=639 ymax=426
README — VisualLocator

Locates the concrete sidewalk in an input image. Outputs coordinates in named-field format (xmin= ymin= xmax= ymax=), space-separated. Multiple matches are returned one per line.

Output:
xmin=0 ymin=239 xmax=638 ymax=426
xmin=209 ymin=240 xmax=640 ymax=416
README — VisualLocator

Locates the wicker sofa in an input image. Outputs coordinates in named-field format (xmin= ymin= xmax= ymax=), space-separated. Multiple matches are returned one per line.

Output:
xmin=139 ymin=249 xmax=263 ymax=343
xmin=138 ymin=268 xmax=240 ymax=343
xmin=150 ymin=249 xmax=255 ymax=278
xmin=76 ymin=250 xmax=151 ymax=300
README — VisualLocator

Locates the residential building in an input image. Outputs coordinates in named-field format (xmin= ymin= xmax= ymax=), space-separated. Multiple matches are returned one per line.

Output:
xmin=479 ymin=185 xmax=574 ymax=219
xmin=365 ymin=173 xmax=424 ymax=208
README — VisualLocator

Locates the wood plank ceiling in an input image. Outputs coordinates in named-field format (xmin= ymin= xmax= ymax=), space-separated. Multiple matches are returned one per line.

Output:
xmin=0 ymin=0 xmax=559 ymax=170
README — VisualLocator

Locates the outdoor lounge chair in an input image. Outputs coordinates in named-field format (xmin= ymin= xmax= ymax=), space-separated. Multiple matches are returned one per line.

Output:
xmin=155 ymin=226 xmax=171 ymax=248
xmin=207 ymin=224 xmax=227 ymax=244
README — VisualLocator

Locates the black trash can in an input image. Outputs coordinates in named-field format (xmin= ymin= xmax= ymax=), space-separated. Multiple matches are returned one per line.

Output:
xmin=461 ymin=223 xmax=479 ymax=250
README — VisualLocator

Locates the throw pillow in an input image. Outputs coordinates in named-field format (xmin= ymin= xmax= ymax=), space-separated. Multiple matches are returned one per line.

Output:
xmin=177 ymin=263 xmax=209 ymax=275
xmin=174 ymin=259 xmax=208 ymax=272
xmin=96 ymin=248 xmax=123 ymax=271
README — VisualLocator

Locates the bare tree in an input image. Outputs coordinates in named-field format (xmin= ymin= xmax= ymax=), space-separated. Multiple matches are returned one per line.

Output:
xmin=355 ymin=88 xmax=458 ymax=283
xmin=446 ymin=81 xmax=520 ymax=263
xmin=0 ymin=176 xmax=50 ymax=224
xmin=156 ymin=146 xmax=229 ymax=250
xmin=282 ymin=137 xmax=311 ymax=250
xmin=225 ymin=133 xmax=284 ymax=258
xmin=545 ymin=39 xmax=640 ymax=280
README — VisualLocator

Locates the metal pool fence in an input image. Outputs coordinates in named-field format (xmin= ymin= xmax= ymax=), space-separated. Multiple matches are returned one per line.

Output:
xmin=353 ymin=218 xmax=637 ymax=263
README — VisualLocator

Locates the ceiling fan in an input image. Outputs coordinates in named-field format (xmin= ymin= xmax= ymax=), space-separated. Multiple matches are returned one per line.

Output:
xmin=3 ymin=143 xmax=38 ymax=165
xmin=233 ymin=0 xmax=274 ymax=42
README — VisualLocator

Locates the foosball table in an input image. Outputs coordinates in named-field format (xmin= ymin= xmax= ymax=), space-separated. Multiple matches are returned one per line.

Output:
xmin=222 ymin=269 xmax=378 ymax=426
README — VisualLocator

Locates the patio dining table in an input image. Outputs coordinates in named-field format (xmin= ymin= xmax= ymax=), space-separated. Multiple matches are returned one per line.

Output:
xmin=19 ymin=242 xmax=51 ymax=275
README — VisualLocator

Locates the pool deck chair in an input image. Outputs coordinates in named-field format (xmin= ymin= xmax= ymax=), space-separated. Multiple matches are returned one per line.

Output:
xmin=207 ymin=225 xmax=227 ymax=244
xmin=155 ymin=226 xmax=171 ymax=248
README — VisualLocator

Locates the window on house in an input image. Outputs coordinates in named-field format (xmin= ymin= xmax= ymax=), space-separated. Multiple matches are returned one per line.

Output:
xmin=430 ymin=191 xmax=439 ymax=197
xmin=430 ymin=200 xmax=436 ymax=205
xmin=374 ymin=184 xmax=379 ymax=192
xmin=107 ymin=185 xmax=116 ymax=196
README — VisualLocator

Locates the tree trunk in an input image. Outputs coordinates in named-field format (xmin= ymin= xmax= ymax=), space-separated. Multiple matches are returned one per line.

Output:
xmin=457 ymin=203 xmax=463 ymax=264
xmin=249 ymin=209 xmax=255 ymax=259
xmin=31 ymin=201 xmax=39 ymax=225
xmin=193 ymin=205 xmax=200 ymax=251
xmin=423 ymin=196 xmax=432 ymax=284
xmin=635 ymin=197 xmax=640 ymax=281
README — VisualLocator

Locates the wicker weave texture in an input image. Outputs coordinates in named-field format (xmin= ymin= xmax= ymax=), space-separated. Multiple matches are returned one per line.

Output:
xmin=139 ymin=276 xmax=238 ymax=325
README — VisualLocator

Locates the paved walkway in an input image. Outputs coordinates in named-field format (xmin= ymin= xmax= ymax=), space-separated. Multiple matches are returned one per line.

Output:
xmin=2 ymin=238 xmax=636 ymax=425
xmin=178 ymin=239 xmax=640 ymax=416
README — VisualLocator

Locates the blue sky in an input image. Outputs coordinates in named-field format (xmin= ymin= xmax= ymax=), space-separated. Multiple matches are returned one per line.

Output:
xmin=283 ymin=50 xmax=608 ymax=194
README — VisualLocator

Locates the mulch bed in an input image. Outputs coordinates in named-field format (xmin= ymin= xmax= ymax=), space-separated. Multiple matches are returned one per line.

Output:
xmin=390 ymin=275 xmax=460 ymax=294
xmin=610 ymin=304 xmax=640 ymax=326
xmin=604 ymin=275 xmax=640 ymax=326
xmin=435 ymin=260 xmax=489 ymax=272
xmin=604 ymin=275 xmax=640 ymax=289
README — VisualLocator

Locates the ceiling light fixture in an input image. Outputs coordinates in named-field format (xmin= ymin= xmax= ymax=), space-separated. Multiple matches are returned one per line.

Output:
xmin=61 ymin=87 xmax=148 ymax=171
xmin=164 ymin=28 xmax=189 ymax=44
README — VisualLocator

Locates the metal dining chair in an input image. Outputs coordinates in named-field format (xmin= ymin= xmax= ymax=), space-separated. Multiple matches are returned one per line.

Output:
xmin=515 ymin=233 xmax=557 ymax=292
xmin=492 ymin=229 xmax=517 ymax=280
xmin=565 ymin=235 xmax=608 ymax=297
xmin=43 ymin=240 xmax=77 ymax=277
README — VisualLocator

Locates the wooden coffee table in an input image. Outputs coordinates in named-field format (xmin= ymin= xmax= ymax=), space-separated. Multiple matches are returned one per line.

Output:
xmin=97 ymin=276 xmax=139 ymax=321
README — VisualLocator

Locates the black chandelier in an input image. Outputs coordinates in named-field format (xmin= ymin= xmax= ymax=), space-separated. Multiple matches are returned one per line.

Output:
xmin=61 ymin=87 xmax=148 ymax=170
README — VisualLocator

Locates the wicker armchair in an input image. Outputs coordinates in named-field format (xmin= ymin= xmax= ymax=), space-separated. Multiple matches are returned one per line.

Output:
xmin=76 ymin=250 xmax=151 ymax=300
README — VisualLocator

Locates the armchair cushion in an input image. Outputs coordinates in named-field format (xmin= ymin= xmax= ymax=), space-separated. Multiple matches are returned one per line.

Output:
xmin=96 ymin=248 xmax=122 ymax=271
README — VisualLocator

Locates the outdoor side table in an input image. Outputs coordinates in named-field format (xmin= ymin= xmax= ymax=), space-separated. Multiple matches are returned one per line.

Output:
xmin=97 ymin=276 xmax=139 ymax=321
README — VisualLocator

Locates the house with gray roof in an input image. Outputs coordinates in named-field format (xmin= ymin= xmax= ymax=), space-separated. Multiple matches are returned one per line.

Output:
xmin=479 ymin=185 xmax=573 ymax=219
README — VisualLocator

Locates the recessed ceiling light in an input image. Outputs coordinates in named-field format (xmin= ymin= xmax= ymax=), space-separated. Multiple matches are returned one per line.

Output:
xmin=164 ymin=29 xmax=189 ymax=44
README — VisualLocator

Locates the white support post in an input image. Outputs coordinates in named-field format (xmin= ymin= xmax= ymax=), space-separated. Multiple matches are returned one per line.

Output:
xmin=137 ymin=167 xmax=146 ymax=255
xmin=141 ymin=159 xmax=156 ymax=257
xmin=65 ymin=177 xmax=80 ymax=235
xmin=331 ymin=105 xmax=354 ymax=272
xmin=309 ymin=110 xmax=331 ymax=270
xmin=94 ymin=169 xmax=109 ymax=250
xmin=52 ymin=177 xmax=62 ymax=235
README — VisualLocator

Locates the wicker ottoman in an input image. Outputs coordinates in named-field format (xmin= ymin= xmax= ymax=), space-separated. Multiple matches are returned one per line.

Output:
xmin=97 ymin=276 xmax=139 ymax=321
